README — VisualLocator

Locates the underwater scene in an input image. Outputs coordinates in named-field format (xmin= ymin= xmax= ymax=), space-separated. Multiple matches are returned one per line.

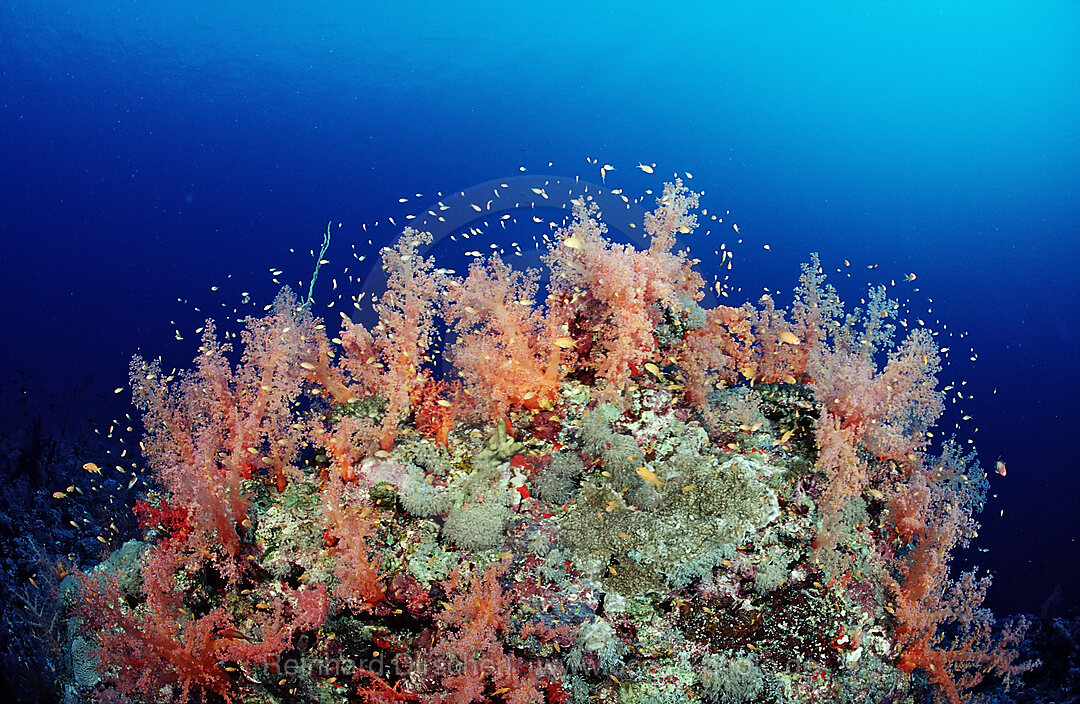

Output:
xmin=1 ymin=2 xmax=1078 ymax=704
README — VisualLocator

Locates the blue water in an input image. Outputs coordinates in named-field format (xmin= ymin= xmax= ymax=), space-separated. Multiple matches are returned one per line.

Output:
xmin=1 ymin=1 xmax=1077 ymax=617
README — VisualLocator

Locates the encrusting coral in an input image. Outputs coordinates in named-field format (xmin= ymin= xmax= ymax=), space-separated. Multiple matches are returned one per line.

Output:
xmin=61 ymin=179 xmax=1036 ymax=704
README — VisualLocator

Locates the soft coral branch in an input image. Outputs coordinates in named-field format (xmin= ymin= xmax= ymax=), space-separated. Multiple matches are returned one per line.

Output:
xmin=545 ymin=182 xmax=704 ymax=404
xmin=445 ymin=255 xmax=563 ymax=424
xmin=424 ymin=563 xmax=550 ymax=704
xmin=885 ymin=440 xmax=1034 ymax=702
xmin=77 ymin=544 xmax=232 ymax=701
xmin=323 ymin=478 xmax=386 ymax=610
xmin=809 ymin=323 xmax=944 ymax=569
xmin=130 ymin=289 xmax=314 ymax=563
xmin=678 ymin=303 xmax=755 ymax=404
xmin=333 ymin=228 xmax=444 ymax=452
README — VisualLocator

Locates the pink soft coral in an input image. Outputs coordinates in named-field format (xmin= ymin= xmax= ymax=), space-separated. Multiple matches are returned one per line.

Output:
xmin=77 ymin=550 xmax=232 ymax=702
xmin=545 ymin=181 xmax=704 ymax=404
xmin=430 ymin=564 xmax=550 ymax=704
xmin=129 ymin=288 xmax=315 ymax=564
xmin=323 ymin=478 xmax=386 ymax=611
xmin=445 ymin=255 xmax=564 ymax=425
xmin=329 ymin=228 xmax=445 ymax=453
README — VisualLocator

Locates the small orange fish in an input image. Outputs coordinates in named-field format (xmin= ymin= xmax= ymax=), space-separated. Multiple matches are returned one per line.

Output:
xmin=636 ymin=466 xmax=661 ymax=489
xmin=83 ymin=462 xmax=101 ymax=474
xmin=995 ymin=459 xmax=1007 ymax=477
xmin=778 ymin=331 xmax=800 ymax=345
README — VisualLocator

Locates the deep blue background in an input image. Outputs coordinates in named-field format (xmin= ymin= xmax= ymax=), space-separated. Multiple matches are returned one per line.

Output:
xmin=1 ymin=1 xmax=1077 ymax=617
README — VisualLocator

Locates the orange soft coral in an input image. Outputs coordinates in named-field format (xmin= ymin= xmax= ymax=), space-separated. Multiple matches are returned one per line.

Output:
xmin=332 ymin=228 xmax=445 ymax=451
xmin=445 ymin=255 xmax=564 ymax=425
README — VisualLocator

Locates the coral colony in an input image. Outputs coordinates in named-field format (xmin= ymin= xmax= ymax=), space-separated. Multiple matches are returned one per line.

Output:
xmin=63 ymin=180 xmax=1034 ymax=703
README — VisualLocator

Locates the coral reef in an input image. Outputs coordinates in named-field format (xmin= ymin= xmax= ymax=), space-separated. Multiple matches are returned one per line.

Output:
xmin=54 ymin=180 xmax=1038 ymax=703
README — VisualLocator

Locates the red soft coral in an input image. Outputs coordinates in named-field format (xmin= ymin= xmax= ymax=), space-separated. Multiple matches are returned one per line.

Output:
xmin=77 ymin=544 xmax=232 ymax=701
xmin=372 ymin=563 xmax=552 ymax=704
xmin=411 ymin=374 xmax=461 ymax=448
xmin=432 ymin=565 xmax=548 ymax=704
xmin=323 ymin=478 xmax=386 ymax=611
xmin=885 ymin=442 xmax=1035 ymax=702
xmin=78 ymin=541 xmax=331 ymax=703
